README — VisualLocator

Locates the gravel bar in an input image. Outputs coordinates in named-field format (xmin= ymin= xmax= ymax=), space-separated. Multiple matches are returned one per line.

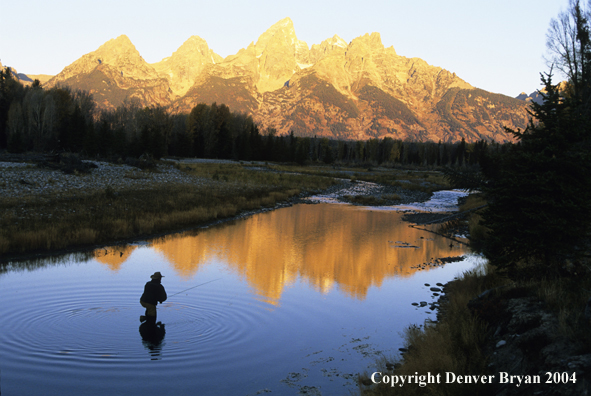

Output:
xmin=0 ymin=160 xmax=210 ymax=200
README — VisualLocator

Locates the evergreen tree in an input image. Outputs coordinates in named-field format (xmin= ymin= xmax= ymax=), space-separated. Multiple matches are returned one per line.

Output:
xmin=249 ymin=122 xmax=262 ymax=161
xmin=295 ymin=137 xmax=309 ymax=165
xmin=457 ymin=137 xmax=466 ymax=166
xmin=289 ymin=131 xmax=297 ymax=162
xmin=7 ymin=102 xmax=26 ymax=152
xmin=263 ymin=128 xmax=276 ymax=161
xmin=320 ymin=138 xmax=334 ymax=164
xmin=1 ymin=68 xmax=25 ymax=150
xmin=482 ymin=72 xmax=591 ymax=276
xmin=478 ymin=1 xmax=591 ymax=277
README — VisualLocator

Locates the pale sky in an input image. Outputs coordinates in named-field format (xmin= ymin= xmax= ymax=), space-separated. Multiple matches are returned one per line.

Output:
xmin=1 ymin=0 xmax=566 ymax=97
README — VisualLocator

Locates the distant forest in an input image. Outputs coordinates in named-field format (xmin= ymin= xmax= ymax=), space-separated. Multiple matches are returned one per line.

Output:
xmin=0 ymin=68 xmax=505 ymax=167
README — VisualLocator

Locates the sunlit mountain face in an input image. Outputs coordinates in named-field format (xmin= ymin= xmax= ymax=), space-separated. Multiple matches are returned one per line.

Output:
xmin=44 ymin=18 xmax=529 ymax=143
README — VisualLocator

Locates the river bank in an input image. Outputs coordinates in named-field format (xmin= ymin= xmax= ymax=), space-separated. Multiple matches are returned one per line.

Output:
xmin=359 ymin=202 xmax=591 ymax=396
xmin=0 ymin=156 xmax=443 ymax=263
xmin=0 ymin=157 xmax=327 ymax=261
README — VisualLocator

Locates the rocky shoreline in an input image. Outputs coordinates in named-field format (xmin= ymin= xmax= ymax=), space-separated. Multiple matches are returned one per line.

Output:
xmin=0 ymin=158 xmax=214 ymax=201
xmin=0 ymin=154 xmax=433 ymax=205
xmin=466 ymin=286 xmax=591 ymax=395
xmin=395 ymin=226 xmax=591 ymax=396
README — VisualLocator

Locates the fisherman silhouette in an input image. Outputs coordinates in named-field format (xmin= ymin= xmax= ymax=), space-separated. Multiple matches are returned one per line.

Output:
xmin=140 ymin=272 xmax=167 ymax=323
xmin=139 ymin=319 xmax=166 ymax=360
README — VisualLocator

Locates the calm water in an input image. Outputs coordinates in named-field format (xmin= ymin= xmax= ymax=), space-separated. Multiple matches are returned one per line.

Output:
xmin=0 ymin=201 xmax=483 ymax=396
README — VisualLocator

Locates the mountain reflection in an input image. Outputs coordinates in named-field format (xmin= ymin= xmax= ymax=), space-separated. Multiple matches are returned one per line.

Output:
xmin=95 ymin=204 xmax=467 ymax=300
xmin=94 ymin=245 xmax=137 ymax=271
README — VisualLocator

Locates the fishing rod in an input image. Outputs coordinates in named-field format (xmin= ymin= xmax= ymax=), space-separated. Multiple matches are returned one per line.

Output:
xmin=168 ymin=278 xmax=222 ymax=298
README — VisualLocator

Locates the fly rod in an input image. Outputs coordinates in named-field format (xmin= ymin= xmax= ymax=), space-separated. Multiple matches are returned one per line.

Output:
xmin=168 ymin=278 xmax=222 ymax=298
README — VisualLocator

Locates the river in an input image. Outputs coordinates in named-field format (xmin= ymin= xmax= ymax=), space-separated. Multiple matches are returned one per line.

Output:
xmin=0 ymin=192 xmax=483 ymax=396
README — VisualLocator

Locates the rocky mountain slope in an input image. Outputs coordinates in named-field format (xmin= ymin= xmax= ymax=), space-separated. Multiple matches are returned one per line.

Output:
xmin=45 ymin=18 xmax=530 ymax=142
xmin=1 ymin=61 xmax=52 ymax=86
xmin=516 ymin=90 xmax=545 ymax=105
xmin=152 ymin=36 xmax=223 ymax=98
xmin=47 ymin=35 xmax=172 ymax=108
xmin=516 ymin=81 xmax=569 ymax=106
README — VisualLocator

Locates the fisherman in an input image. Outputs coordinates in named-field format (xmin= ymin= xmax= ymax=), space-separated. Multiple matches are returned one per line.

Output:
xmin=140 ymin=272 xmax=167 ymax=323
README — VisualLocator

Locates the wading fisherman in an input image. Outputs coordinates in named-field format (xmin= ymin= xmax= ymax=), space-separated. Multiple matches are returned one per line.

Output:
xmin=140 ymin=272 xmax=167 ymax=323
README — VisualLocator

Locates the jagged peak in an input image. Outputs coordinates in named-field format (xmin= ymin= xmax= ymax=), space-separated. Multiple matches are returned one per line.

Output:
xmin=351 ymin=32 xmax=383 ymax=48
xmin=91 ymin=35 xmax=144 ymax=64
xmin=153 ymin=35 xmax=211 ymax=65
xmin=328 ymin=34 xmax=347 ymax=48
xmin=154 ymin=36 xmax=208 ymax=66
xmin=269 ymin=17 xmax=294 ymax=30
xmin=255 ymin=17 xmax=299 ymax=52
xmin=169 ymin=35 xmax=215 ymax=58
xmin=98 ymin=35 xmax=137 ymax=52
xmin=46 ymin=33 xmax=160 ymax=87
xmin=309 ymin=35 xmax=349 ymax=64
xmin=113 ymin=34 xmax=133 ymax=44
xmin=181 ymin=35 xmax=209 ymax=47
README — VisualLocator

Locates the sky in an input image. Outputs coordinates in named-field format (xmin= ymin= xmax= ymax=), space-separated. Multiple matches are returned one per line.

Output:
xmin=0 ymin=0 xmax=567 ymax=97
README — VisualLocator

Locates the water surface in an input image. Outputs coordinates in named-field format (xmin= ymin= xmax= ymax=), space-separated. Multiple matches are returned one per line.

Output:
xmin=1 ymin=202 xmax=482 ymax=395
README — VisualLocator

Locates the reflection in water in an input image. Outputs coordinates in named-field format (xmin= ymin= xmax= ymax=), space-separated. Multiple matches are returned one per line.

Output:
xmin=1 ymin=201 xmax=478 ymax=396
xmin=139 ymin=321 xmax=166 ymax=360
xmin=94 ymin=245 xmax=138 ymax=271
xmin=97 ymin=204 xmax=468 ymax=303
xmin=1 ymin=251 xmax=95 ymax=275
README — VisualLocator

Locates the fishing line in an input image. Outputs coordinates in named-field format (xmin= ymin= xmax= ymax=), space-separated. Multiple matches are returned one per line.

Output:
xmin=168 ymin=278 xmax=222 ymax=298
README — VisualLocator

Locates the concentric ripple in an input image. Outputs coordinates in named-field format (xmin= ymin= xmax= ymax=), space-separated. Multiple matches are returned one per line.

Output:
xmin=0 ymin=202 xmax=480 ymax=396
xmin=1 ymin=274 xmax=324 ymax=384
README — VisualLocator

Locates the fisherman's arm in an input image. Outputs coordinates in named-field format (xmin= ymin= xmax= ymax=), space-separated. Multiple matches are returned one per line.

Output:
xmin=159 ymin=286 xmax=167 ymax=303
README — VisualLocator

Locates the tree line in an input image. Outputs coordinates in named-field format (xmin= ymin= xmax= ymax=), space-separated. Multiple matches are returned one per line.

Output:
xmin=0 ymin=67 xmax=503 ymax=167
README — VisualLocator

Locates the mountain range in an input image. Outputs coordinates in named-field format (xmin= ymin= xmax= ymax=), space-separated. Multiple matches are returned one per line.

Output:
xmin=38 ymin=18 xmax=529 ymax=143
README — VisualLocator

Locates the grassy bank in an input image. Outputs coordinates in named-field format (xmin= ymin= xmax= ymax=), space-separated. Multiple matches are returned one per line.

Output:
xmin=359 ymin=265 xmax=591 ymax=395
xmin=359 ymin=263 xmax=507 ymax=396
xmin=0 ymin=162 xmax=337 ymax=256
xmin=271 ymin=164 xmax=451 ymax=194
xmin=358 ymin=193 xmax=591 ymax=395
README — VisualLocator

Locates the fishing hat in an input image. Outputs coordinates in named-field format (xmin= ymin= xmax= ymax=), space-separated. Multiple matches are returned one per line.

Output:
xmin=151 ymin=271 xmax=164 ymax=279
